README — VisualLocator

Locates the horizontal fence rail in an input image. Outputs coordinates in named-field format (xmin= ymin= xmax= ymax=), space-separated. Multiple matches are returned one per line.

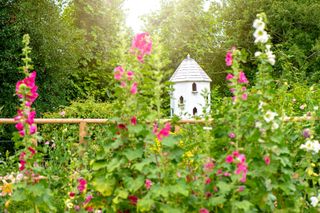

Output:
xmin=0 ymin=116 xmax=317 ymax=144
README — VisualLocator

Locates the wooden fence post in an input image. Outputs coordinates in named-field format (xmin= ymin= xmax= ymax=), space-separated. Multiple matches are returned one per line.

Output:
xmin=79 ymin=121 xmax=87 ymax=144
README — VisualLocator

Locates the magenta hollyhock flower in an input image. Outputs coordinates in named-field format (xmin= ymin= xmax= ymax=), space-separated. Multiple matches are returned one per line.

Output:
xmin=199 ymin=208 xmax=209 ymax=213
xmin=232 ymin=151 xmax=239 ymax=157
xmin=145 ymin=179 xmax=152 ymax=190
xmin=127 ymin=70 xmax=134 ymax=80
xmin=130 ymin=32 xmax=152 ymax=63
xmin=130 ymin=116 xmax=137 ymax=125
xmin=15 ymin=122 xmax=24 ymax=131
xmin=26 ymin=110 xmax=36 ymax=125
xmin=77 ymin=178 xmax=87 ymax=193
xmin=226 ymin=73 xmax=234 ymax=80
xmin=237 ymin=154 xmax=246 ymax=163
xmin=130 ymin=82 xmax=138 ymax=94
xmin=114 ymin=66 xmax=125 ymax=80
xmin=235 ymin=163 xmax=248 ymax=175
xmin=264 ymin=156 xmax=270 ymax=165
xmin=238 ymin=71 xmax=249 ymax=84
xmin=228 ymin=132 xmax=236 ymax=139
xmin=225 ymin=51 xmax=233 ymax=66
xmin=128 ymin=195 xmax=138 ymax=206
xmin=16 ymin=71 xmax=38 ymax=103
xmin=225 ymin=155 xmax=233 ymax=163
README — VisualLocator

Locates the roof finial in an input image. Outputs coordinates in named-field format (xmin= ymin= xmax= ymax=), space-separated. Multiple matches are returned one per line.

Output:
xmin=187 ymin=54 xmax=190 ymax=59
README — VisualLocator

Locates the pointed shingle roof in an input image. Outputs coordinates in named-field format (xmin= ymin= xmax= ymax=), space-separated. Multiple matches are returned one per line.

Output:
xmin=169 ymin=54 xmax=212 ymax=83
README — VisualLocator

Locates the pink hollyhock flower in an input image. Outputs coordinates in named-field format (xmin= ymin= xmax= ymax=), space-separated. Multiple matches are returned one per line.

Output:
xmin=19 ymin=160 xmax=26 ymax=171
xmin=130 ymin=82 xmax=138 ymax=94
xmin=238 ymin=186 xmax=245 ymax=192
xmin=216 ymin=169 xmax=223 ymax=175
xmin=127 ymin=70 xmax=134 ymax=80
xmin=156 ymin=123 xmax=171 ymax=141
xmin=74 ymin=205 xmax=80 ymax=211
xmin=203 ymin=161 xmax=215 ymax=172
xmin=264 ymin=156 xmax=270 ymax=165
xmin=16 ymin=71 xmax=38 ymax=103
xmin=145 ymin=179 xmax=152 ymax=190
xmin=83 ymin=195 xmax=93 ymax=205
xmin=130 ymin=116 xmax=137 ymax=125
xmin=199 ymin=208 xmax=209 ymax=213
xmin=205 ymin=177 xmax=211 ymax=185
xmin=230 ymin=88 xmax=235 ymax=93
xmin=225 ymin=155 xmax=233 ymax=163
xmin=235 ymin=163 xmax=248 ymax=175
xmin=242 ymin=86 xmax=247 ymax=91
xmin=226 ymin=73 xmax=234 ymax=80
xmin=128 ymin=195 xmax=138 ymax=206
xmin=238 ymin=71 xmax=249 ymax=84
xmin=225 ymin=51 xmax=233 ymax=66
xmin=242 ymin=93 xmax=248 ymax=100
xmin=228 ymin=132 xmax=236 ymax=139
xmin=30 ymin=124 xmax=37 ymax=135
xmin=240 ymin=173 xmax=247 ymax=183
xmin=130 ymin=32 xmax=152 ymax=63
xmin=19 ymin=130 xmax=25 ymax=137
xmin=114 ymin=66 xmax=124 ymax=80
xmin=232 ymin=151 xmax=239 ymax=157
xmin=26 ymin=110 xmax=36 ymax=125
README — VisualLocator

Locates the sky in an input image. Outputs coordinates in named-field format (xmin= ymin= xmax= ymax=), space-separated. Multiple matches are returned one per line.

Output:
xmin=123 ymin=0 xmax=213 ymax=33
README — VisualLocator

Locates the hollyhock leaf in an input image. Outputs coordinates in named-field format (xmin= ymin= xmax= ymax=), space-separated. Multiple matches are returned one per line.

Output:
xmin=217 ymin=181 xmax=232 ymax=194
xmin=162 ymin=136 xmax=176 ymax=148
xmin=107 ymin=158 xmax=125 ymax=172
xmin=92 ymin=175 xmax=115 ymax=196
xmin=137 ymin=197 xmax=154 ymax=212
xmin=209 ymin=196 xmax=226 ymax=207
xmin=92 ymin=160 xmax=108 ymax=171
xmin=127 ymin=124 xmax=143 ymax=134
xmin=124 ymin=176 xmax=144 ymax=192
xmin=233 ymin=200 xmax=253 ymax=211
xmin=159 ymin=205 xmax=182 ymax=213
xmin=123 ymin=148 xmax=143 ymax=161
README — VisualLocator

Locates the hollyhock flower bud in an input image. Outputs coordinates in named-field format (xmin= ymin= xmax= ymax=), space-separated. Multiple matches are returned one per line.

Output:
xmin=228 ymin=132 xmax=236 ymax=139
xmin=127 ymin=70 xmax=134 ymax=80
xmin=205 ymin=177 xmax=211 ymax=185
xmin=226 ymin=73 xmax=234 ymax=80
xmin=145 ymin=179 xmax=152 ymax=190
xmin=242 ymin=93 xmax=248 ymax=100
xmin=130 ymin=82 xmax=138 ymax=94
xmin=130 ymin=116 xmax=137 ymax=125
xmin=264 ymin=156 xmax=270 ymax=165
xmin=199 ymin=208 xmax=209 ymax=213
xmin=303 ymin=128 xmax=311 ymax=138
xmin=225 ymin=51 xmax=233 ymax=66
xmin=128 ymin=195 xmax=138 ymax=206
xmin=225 ymin=155 xmax=233 ymax=163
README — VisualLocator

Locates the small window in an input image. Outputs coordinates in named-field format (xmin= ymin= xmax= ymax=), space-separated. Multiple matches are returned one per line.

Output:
xmin=192 ymin=83 xmax=197 ymax=92
xmin=193 ymin=107 xmax=198 ymax=115
xmin=179 ymin=96 xmax=184 ymax=104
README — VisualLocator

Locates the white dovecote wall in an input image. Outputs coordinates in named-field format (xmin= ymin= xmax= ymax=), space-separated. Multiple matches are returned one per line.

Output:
xmin=169 ymin=54 xmax=212 ymax=118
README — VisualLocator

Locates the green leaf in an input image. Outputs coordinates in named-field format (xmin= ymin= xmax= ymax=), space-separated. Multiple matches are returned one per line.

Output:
xmin=124 ymin=176 xmax=144 ymax=192
xmin=169 ymin=183 xmax=189 ymax=197
xmin=133 ymin=159 xmax=153 ymax=172
xmin=123 ymin=148 xmax=143 ymax=161
xmin=162 ymin=136 xmax=176 ymax=148
xmin=107 ymin=158 xmax=124 ymax=172
xmin=233 ymin=200 xmax=253 ymax=211
xmin=217 ymin=181 xmax=232 ymax=195
xmin=92 ymin=175 xmax=115 ymax=196
xmin=159 ymin=204 xmax=182 ymax=213
xmin=137 ymin=197 xmax=155 ymax=212
xmin=92 ymin=160 xmax=107 ymax=171
xmin=209 ymin=196 xmax=226 ymax=206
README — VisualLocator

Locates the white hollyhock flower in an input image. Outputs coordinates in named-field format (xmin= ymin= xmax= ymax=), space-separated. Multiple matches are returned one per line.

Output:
xmin=254 ymin=29 xmax=269 ymax=44
xmin=255 ymin=51 xmax=262 ymax=57
xmin=272 ymin=122 xmax=279 ymax=130
xmin=253 ymin=18 xmax=265 ymax=30
xmin=310 ymin=196 xmax=319 ymax=207
xmin=266 ymin=50 xmax=276 ymax=65
xmin=264 ymin=110 xmax=278 ymax=123
xmin=312 ymin=140 xmax=320 ymax=153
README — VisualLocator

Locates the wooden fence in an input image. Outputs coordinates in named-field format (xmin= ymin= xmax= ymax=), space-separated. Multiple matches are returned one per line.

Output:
xmin=0 ymin=116 xmax=317 ymax=144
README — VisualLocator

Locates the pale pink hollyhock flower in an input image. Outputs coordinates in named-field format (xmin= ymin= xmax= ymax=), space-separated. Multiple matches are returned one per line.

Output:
xmin=225 ymin=155 xmax=233 ymax=163
xmin=237 ymin=154 xmax=246 ymax=163
xmin=130 ymin=116 xmax=137 ymax=125
xmin=228 ymin=132 xmax=236 ymax=139
xmin=242 ymin=86 xmax=247 ymax=91
xmin=130 ymin=32 xmax=152 ymax=63
xmin=226 ymin=73 xmax=234 ymax=80
xmin=225 ymin=51 xmax=233 ymax=66
xmin=223 ymin=172 xmax=231 ymax=177
xmin=45 ymin=141 xmax=50 ymax=145
xmin=242 ymin=93 xmax=248 ymax=100
xmin=145 ymin=179 xmax=152 ymax=190
xmin=114 ymin=66 xmax=124 ymax=80
xmin=120 ymin=81 xmax=126 ymax=88
xmin=130 ymin=82 xmax=138 ymax=94
xmin=199 ymin=208 xmax=209 ymax=213
xmin=127 ymin=70 xmax=134 ymax=80
xmin=238 ymin=71 xmax=249 ymax=84
xmin=264 ymin=156 xmax=270 ymax=165
xmin=203 ymin=161 xmax=215 ymax=172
